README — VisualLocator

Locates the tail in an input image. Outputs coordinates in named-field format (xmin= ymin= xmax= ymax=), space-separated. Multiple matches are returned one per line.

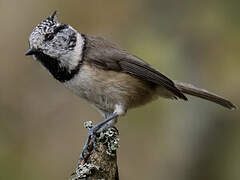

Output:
xmin=174 ymin=81 xmax=237 ymax=110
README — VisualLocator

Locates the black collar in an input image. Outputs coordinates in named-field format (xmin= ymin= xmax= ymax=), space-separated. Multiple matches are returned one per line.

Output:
xmin=34 ymin=52 xmax=81 ymax=83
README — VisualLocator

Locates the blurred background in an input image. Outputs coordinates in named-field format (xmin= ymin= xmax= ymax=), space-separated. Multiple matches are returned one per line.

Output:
xmin=0 ymin=0 xmax=240 ymax=179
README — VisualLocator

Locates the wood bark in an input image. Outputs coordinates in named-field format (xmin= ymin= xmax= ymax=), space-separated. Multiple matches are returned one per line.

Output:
xmin=71 ymin=123 xmax=119 ymax=180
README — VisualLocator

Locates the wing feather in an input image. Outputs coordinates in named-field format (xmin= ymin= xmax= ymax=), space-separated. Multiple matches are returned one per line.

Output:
xmin=83 ymin=35 xmax=187 ymax=100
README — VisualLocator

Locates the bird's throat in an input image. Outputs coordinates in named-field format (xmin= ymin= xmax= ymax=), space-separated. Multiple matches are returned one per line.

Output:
xmin=34 ymin=52 xmax=81 ymax=83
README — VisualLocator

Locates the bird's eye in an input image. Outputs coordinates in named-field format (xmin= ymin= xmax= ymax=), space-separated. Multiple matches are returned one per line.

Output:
xmin=44 ymin=33 xmax=54 ymax=41
xmin=54 ymin=24 xmax=68 ymax=34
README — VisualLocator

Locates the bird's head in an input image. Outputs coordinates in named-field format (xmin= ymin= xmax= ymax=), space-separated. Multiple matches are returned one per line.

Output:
xmin=26 ymin=11 xmax=78 ymax=59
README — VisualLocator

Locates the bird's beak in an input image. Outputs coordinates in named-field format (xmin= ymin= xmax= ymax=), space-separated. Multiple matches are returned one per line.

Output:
xmin=25 ymin=48 xmax=37 ymax=56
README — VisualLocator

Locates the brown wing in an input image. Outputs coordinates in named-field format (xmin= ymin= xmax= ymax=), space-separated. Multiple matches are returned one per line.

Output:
xmin=83 ymin=35 xmax=187 ymax=100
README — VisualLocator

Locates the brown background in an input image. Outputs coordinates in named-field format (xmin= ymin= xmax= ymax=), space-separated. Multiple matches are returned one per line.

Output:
xmin=0 ymin=0 xmax=239 ymax=179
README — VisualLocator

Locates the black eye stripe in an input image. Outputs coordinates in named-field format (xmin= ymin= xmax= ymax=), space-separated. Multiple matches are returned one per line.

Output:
xmin=43 ymin=24 xmax=68 ymax=41
xmin=44 ymin=33 xmax=54 ymax=41
xmin=54 ymin=24 xmax=68 ymax=34
xmin=44 ymin=24 xmax=68 ymax=41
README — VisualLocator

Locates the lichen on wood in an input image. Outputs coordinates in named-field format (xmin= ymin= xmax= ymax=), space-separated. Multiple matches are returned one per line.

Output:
xmin=71 ymin=121 xmax=120 ymax=180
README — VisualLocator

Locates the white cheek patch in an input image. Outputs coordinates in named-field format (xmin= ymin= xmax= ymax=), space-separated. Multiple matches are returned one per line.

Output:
xmin=72 ymin=33 xmax=85 ymax=63
xmin=60 ymin=33 xmax=85 ymax=70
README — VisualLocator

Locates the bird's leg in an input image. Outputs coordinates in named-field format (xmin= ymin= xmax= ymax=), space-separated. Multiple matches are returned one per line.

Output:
xmin=91 ymin=115 xmax=118 ymax=149
xmin=78 ymin=112 xmax=119 ymax=166
xmin=91 ymin=114 xmax=118 ymax=149
xmin=98 ymin=115 xmax=118 ymax=133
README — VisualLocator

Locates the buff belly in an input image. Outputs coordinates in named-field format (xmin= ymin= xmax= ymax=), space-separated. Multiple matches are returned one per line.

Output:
xmin=64 ymin=63 xmax=171 ymax=115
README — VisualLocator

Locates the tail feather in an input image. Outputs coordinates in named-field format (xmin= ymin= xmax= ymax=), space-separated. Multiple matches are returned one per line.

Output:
xmin=174 ymin=81 xmax=237 ymax=110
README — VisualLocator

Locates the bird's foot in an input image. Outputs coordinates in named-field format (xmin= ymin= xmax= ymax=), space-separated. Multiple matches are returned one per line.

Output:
xmin=78 ymin=113 xmax=119 ymax=166
xmin=78 ymin=121 xmax=99 ymax=165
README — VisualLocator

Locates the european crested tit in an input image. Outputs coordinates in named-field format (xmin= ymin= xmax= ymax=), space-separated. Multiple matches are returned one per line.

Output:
xmin=26 ymin=11 xmax=236 ymax=163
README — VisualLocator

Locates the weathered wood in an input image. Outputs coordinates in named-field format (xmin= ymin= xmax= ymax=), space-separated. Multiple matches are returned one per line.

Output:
xmin=71 ymin=122 xmax=119 ymax=180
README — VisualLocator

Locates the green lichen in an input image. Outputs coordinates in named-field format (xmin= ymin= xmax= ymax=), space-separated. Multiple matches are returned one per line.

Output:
xmin=70 ymin=122 xmax=119 ymax=179
xmin=83 ymin=121 xmax=120 ymax=156
xmin=99 ymin=127 xmax=120 ymax=156
xmin=84 ymin=121 xmax=93 ymax=130
xmin=70 ymin=163 xmax=100 ymax=180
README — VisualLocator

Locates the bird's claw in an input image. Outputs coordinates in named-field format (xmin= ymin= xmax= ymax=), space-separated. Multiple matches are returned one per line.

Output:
xmin=91 ymin=132 xmax=98 ymax=151
xmin=79 ymin=125 xmax=100 ymax=165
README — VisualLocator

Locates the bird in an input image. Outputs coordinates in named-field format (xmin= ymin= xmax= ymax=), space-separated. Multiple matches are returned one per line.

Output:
xmin=26 ymin=11 xmax=236 ymax=164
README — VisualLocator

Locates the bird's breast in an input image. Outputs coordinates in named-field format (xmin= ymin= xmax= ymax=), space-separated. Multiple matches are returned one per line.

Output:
xmin=64 ymin=62 xmax=158 ymax=113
